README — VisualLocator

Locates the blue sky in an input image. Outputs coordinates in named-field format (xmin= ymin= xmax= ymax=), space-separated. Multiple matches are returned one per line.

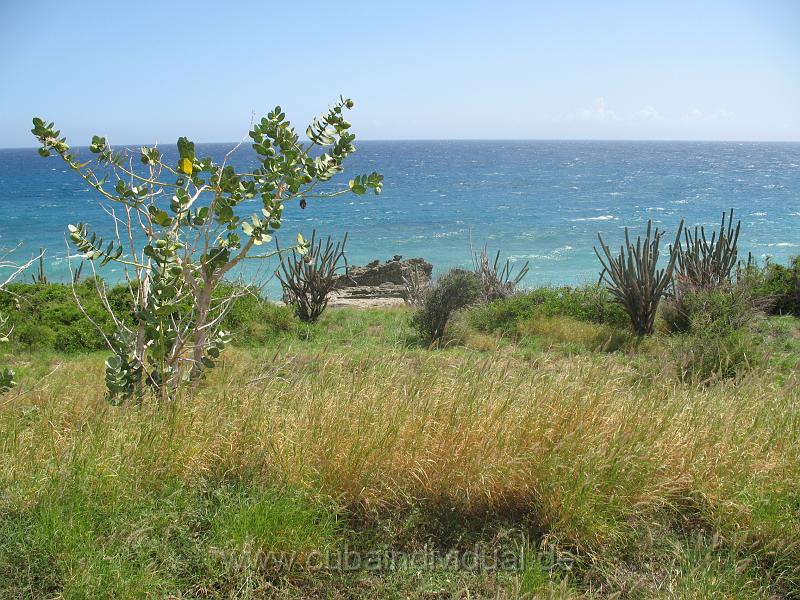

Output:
xmin=1 ymin=0 xmax=798 ymax=146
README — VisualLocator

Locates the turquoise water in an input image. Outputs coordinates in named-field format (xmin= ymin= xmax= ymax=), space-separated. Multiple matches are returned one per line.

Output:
xmin=1 ymin=141 xmax=798 ymax=298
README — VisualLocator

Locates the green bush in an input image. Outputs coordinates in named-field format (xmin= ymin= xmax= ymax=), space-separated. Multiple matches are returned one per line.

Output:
xmin=1 ymin=281 xmax=118 ymax=353
xmin=660 ymin=283 xmax=757 ymax=335
xmin=0 ymin=282 xmax=296 ymax=353
xmin=747 ymin=256 xmax=800 ymax=316
xmin=14 ymin=322 xmax=56 ymax=351
xmin=672 ymin=327 xmax=762 ymax=383
xmin=665 ymin=284 xmax=765 ymax=382
xmin=412 ymin=269 xmax=483 ymax=344
xmin=220 ymin=290 xmax=296 ymax=345
xmin=466 ymin=285 xmax=629 ymax=335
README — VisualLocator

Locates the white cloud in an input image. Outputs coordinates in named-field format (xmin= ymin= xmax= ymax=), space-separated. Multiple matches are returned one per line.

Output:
xmin=685 ymin=108 xmax=734 ymax=121
xmin=633 ymin=105 xmax=663 ymax=120
xmin=576 ymin=97 xmax=619 ymax=121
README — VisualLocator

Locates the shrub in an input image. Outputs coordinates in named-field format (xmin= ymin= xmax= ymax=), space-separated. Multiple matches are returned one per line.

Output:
xmin=0 ymin=248 xmax=44 ymax=391
xmin=0 ymin=282 xmax=297 ymax=353
xmin=32 ymin=98 xmax=382 ymax=402
xmin=220 ymin=292 xmax=296 ymax=345
xmin=666 ymin=284 xmax=765 ymax=382
xmin=411 ymin=269 xmax=483 ymax=344
xmin=660 ymin=282 xmax=762 ymax=335
xmin=466 ymin=285 xmax=629 ymax=335
xmin=1 ymin=281 xmax=119 ymax=353
xmin=746 ymin=256 xmax=800 ymax=316
xmin=14 ymin=322 xmax=56 ymax=351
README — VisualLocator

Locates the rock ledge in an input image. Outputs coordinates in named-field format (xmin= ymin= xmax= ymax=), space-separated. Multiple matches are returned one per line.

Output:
xmin=328 ymin=256 xmax=432 ymax=308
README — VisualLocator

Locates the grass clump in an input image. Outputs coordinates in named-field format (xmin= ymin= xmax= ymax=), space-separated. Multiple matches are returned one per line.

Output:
xmin=743 ymin=255 xmax=800 ymax=317
xmin=466 ymin=285 xmax=629 ymax=335
xmin=516 ymin=316 xmax=637 ymax=353
xmin=662 ymin=284 xmax=766 ymax=382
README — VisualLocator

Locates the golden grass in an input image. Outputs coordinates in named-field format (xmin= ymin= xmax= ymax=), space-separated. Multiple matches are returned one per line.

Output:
xmin=3 ymin=345 xmax=798 ymax=557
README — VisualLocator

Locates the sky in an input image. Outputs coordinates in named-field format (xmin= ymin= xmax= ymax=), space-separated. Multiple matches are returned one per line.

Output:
xmin=1 ymin=0 xmax=799 ymax=146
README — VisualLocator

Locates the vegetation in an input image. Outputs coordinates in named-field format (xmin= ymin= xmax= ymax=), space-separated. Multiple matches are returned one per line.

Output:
xmin=595 ymin=219 xmax=684 ymax=335
xmin=0 ymin=280 xmax=292 ymax=354
xmin=665 ymin=283 xmax=766 ymax=382
xmin=3 ymin=175 xmax=799 ymax=597
xmin=676 ymin=208 xmax=741 ymax=290
xmin=277 ymin=230 xmax=348 ymax=323
xmin=743 ymin=255 xmax=800 ymax=316
xmin=0 ymin=248 xmax=41 ymax=392
xmin=467 ymin=284 xmax=629 ymax=336
xmin=1 ymin=300 xmax=798 ymax=598
xmin=471 ymin=244 xmax=529 ymax=302
xmin=411 ymin=269 xmax=483 ymax=344
xmin=31 ymin=98 xmax=382 ymax=401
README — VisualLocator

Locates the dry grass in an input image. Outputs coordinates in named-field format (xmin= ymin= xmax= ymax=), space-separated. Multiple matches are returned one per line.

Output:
xmin=5 ymin=347 xmax=798 ymax=539
xmin=1 ymin=310 xmax=799 ymax=596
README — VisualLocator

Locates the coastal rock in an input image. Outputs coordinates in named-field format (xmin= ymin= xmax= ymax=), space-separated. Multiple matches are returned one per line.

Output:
xmin=328 ymin=256 xmax=432 ymax=307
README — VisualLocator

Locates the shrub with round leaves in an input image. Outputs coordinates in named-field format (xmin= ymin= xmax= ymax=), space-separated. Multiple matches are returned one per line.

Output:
xmin=31 ymin=98 xmax=382 ymax=402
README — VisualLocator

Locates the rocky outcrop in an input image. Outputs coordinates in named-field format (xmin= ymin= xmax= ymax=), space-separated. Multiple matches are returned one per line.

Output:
xmin=328 ymin=256 xmax=432 ymax=307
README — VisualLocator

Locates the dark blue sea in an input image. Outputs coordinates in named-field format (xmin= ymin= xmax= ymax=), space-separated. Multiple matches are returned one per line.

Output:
xmin=1 ymin=141 xmax=799 ymax=297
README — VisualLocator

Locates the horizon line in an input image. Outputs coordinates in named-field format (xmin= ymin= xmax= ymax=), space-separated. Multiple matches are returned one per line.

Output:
xmin=3 ymin=137 xmax=800 ymax=150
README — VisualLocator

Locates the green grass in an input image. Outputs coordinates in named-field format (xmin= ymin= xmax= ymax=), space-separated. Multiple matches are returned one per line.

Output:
xmin=1 ymin=299 xmax=799 ymax=598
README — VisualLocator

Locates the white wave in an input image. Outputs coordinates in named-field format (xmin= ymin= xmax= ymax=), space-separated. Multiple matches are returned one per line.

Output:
xmin=432 ymin=230 xmax=466 ymax=238
xmin=571 ymin=215 xmax=615 ymax=222
xmin=508 ymin=246 xmax=573 ymax=262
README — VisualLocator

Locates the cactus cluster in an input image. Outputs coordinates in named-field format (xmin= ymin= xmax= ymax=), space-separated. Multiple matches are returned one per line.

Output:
xmin=278 ymin=230 xmax=348 ymax=323
xmin=595 ymin=220 xmax=684 ymax=335
xmin=676 ymin=209 xmax=740 ymax=290
xmin=472 ymin=244 xmax=529 ymax=302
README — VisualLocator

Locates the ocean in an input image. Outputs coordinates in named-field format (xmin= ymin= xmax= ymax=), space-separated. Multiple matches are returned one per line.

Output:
xmin=1 ymin=140 xmax=798 ymax=298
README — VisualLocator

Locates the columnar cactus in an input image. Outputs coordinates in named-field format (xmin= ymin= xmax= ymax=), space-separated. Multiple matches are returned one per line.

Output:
xmin=677 ymin=208 xmax=740 ymax=290
xmin=595 ymin=220 xmax=684 ymax=335
xmin=277 ymin=230 xmax=348 ymax=323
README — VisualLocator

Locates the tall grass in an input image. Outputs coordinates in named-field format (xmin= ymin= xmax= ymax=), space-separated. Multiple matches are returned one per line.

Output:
xmin=2 ymin=331 xmax=799 ymax=596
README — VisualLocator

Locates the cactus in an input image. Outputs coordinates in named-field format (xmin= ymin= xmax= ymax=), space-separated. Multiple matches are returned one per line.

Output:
xmin=471 ymin=244 xmax=529 ymax=302
xmin=595 ymin=219 xmax=684 ymax=335
xmin=277 ymin=230 xmax=348 ymax=323
xmin=677 ymin=208 xmax=740 ymax=290
xmin=30 ymin=249 xmax=48 ymax=284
